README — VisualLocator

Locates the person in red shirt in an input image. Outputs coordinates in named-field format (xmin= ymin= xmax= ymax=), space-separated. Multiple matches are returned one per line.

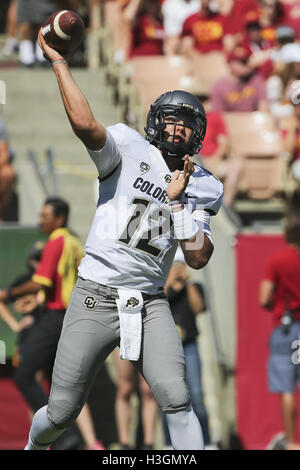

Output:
xmin=260 ymin=212 xmax=300 ymax=450
xmin=181 ymin=0 xmax=230 ymax=55
xmin=123 ymin=0 xmax=165 ymax=57
xmin=211 ymin=44 xmax=269 ymax=112
xmin=226 ymin=0 xmax=259 ymax=37
xmin=241 ymin=13 xmax=274 ymax=79
xmin=198 ymin=91 xmax=243 ymax=208
xmin=258 ymin=0 xmax=294 ymax=46
xmin=282 ymin=101 xmax=300 ymax=196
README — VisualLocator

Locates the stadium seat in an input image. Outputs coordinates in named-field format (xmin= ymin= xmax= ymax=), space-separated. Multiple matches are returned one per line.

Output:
xmin=189 ymin=52 xmax=230 ymax=96
xmin=125 ymin=55 xmax=193 ymax=127
xmin=223 ymin=112 xmax=285 ymax=200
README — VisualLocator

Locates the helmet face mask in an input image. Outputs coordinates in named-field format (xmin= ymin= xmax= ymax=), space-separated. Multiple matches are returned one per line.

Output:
xmin=145 ymin=90 xmax=207 ymax=159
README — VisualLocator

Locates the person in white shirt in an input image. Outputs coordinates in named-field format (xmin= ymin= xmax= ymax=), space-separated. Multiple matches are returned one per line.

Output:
xmin=162 ymin=0 xmax=201 ymax=54
xmin=23 ymin=28 xmax=223 ymax=451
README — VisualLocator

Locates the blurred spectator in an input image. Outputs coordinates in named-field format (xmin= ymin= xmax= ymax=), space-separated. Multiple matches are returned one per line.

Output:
xmin=180 ymin=0 xmax=231 ymax=56
xmin=0 ymin=240 xmax=45 ymax=351
xmin=258 ymin=0 xmax=297 ymax=46
xmin=243 ymin=12 xmax=271 ymax=54
xmin=225 ymin=0 xmax=258 ymax=34
xmin=162 ymin=257 xmax=213 ymax=448
xmin=267 ymin=60 xmax=300 ymax=121
xmin=18 ymin=0 xmax=56 ymax=66
xmin=162 ymin=0 xmax=201 ymax=55
xmin=0 ymin=115 xmax=16 ymax=222
xmin=17 ymin=0 xmax=80 ymax=67
xmin=266 ymin=27 xmax=300 ymax=119
xmin=241 ymin=12 xmax=274 ymax=79
xmin=217 ymin=0 xmax=259 ymax=51
xmin=281 ymin=98 xmax=300 ymax=190
xmin=0 ymin=241 xmax=46 ymax=424
xmin=198 ymin=91 xmax=243 ymax=208
xmin=123 ymin=0 xmax=164 ymax=57
xmin=113 ymin=349 xmax=158 ymax=450
xmin=260 ymin=212 xmax=300 ymax=450
xmin=272 ymin=25 xmax=300 ymax=64
xmin=88 ymin=0 xmax=102 ymax=31
xmin=211 ymin=45 xmax=269 ymax=112
xmin=281 ymin=0 xmax=300 ymax=41
xmin=2 ymin=0 xmax=18 ymax=57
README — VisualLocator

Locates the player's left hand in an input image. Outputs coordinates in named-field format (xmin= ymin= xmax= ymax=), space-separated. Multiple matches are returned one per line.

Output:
xmin=166 ymin=156 xmax=194 ymax=201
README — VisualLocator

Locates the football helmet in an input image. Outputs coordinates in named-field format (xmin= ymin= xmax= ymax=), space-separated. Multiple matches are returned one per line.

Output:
xmin=145 ymin=90 xmax=207 ymax=158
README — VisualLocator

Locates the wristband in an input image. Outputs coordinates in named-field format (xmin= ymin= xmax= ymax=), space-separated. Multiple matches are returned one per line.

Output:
xmin=172 ymin=207 xmax=199 ymax=240
xmin=169 ymin=200 xmax=182 ymax=205
xmin=52 ymin=60 xmax=67 ymax=66
xmin=169 ymin=200 xmax=184 ymax=213
xmin=170 ymin=202 xmax=184 ymax=212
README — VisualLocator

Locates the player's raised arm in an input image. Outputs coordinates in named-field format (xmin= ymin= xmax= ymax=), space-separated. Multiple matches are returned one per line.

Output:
xmin=37 ymin=29 xmax=107 ymax=151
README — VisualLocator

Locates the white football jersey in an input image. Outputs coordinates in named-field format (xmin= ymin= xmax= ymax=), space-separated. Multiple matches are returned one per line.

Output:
xmin=78 ymin=123 xmax=223 ymax=294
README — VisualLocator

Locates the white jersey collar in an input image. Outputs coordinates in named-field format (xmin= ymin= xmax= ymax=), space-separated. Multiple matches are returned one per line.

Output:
xmin=149 ymin=144 xmax=173 ymax=185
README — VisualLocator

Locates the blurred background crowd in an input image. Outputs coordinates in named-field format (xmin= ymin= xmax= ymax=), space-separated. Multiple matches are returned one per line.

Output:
xmin=1 ymin=0 xmax=300 ymax=451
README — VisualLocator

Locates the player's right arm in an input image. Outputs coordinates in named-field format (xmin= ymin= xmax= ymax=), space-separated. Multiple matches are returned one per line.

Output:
xmin=37 ymin=29 xmax=107 ymax=151
xmin=259 ymin=279 xmax=275 ymax=310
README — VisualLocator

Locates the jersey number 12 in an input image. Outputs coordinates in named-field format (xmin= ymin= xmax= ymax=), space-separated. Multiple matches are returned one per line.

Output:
xmin=118 ymin=197 xmax=173 ymax=257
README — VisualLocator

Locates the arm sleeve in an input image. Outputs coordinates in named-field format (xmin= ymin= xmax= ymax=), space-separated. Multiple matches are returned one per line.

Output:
xmin=192 ymin=209 xmax=213 ymax=243
xmin=86 ymin=124 xmax=123 ymax=179
xmin=187 ymin=168 xmax=224 ymax=243
xmin=32 ymin=238 xmax=63 ymax=287
xmin=194 ymin=170 xmax=224 ymax=216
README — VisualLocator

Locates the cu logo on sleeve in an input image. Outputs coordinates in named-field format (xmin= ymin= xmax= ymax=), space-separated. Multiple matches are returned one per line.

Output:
xmin=83 ymin=296 xmax=97 ymax=310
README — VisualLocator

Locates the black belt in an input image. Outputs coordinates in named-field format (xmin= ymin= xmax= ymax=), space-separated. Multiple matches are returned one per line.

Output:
xmin=78 ymin=277 xmax=165 ymax=301
xmin=98 ymin=284 xmax=165 ymax=302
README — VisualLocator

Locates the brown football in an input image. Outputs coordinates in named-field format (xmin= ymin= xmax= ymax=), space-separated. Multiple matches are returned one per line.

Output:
xmin=41 ymin=10 xmax=85 ymax=54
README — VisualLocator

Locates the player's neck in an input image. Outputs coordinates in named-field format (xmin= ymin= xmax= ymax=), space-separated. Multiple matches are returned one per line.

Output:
xmin=161 ymin=151 xmax=184 ymax=172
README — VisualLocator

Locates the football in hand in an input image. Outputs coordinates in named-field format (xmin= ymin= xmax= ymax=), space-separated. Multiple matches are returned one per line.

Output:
xmin=41 ymin=10 xmax=85 ymax=54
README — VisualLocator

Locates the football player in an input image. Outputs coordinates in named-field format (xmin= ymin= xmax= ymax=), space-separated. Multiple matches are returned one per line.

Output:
xmin=23 ymin=29 xmax=223 ymax=451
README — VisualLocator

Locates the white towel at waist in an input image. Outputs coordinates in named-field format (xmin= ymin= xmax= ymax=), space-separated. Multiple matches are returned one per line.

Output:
xmin=116 ymin=289 xmax=143 ymax=361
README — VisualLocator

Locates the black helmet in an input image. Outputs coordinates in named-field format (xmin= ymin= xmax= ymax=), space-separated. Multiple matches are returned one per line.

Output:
xmin=145 ymin=90 xmax=207 ymax=158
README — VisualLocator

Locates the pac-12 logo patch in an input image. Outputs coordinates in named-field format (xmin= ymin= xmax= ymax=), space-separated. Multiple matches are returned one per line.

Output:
xmin=165 ymin=174 xmax=172 ymax=183
xmin=126 ymin=297 xmax=140 ymax=308
xmin=140 ymin=162 xmax=150 ymax=175
xmin=83 ymin=296 xmax=97 ymax=310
